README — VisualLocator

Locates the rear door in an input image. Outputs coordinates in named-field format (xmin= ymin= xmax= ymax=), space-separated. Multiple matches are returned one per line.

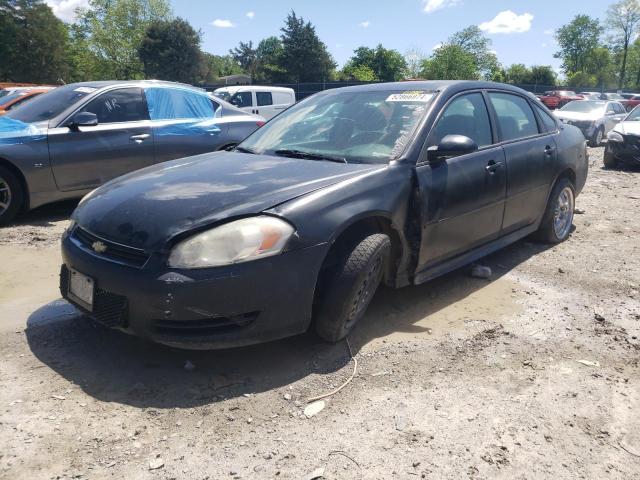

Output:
xmin=415 ymin=91 xmax=507 ymax=269
xmin=146 ymin=86 xmax=228 ymax=163
xmin=255 ymin=91 xmax=275 ymax=119
xmin=48 ymin=87 xmax=154 ymax=191
xmin=487 ymin=91 xmax=556 ymax=234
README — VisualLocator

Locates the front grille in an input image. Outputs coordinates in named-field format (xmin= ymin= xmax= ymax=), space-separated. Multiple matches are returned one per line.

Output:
xmin=60 ymin=265 xmax=129 ymax=328
xmin=72 ymin=227 xmax=150 ymax=268
xmin=153 ymin=312 xmax=258 ymax=338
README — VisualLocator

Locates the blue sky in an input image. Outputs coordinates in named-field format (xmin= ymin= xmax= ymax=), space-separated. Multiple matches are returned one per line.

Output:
xmin=45 ymin=0 xmax=609 ymax=73
xmin=171 ymin=0 xmax=606 ymax=73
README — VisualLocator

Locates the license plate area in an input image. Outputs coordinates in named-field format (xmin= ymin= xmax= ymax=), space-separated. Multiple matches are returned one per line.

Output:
xmin=68 ymin=268 xmax=94 ymax=311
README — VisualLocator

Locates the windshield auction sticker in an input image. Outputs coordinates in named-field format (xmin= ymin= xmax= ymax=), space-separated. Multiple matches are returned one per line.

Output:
xmin=386 ymin=91 xmax=434 ymax=102
xmin=74 ymin=87 xmax=98 ymax=94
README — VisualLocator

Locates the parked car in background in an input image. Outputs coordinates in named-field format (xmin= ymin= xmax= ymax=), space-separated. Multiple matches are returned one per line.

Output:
xmin=604 ymin=105 xmax=640 ymax=168
xmin=59 ymin=80 xmax=588 ymax=349
xmin=212 ymin=86 xmax=295 ymax=120
xmin=578 ymin=92 xmax=602 ymax=101
xmin=0 ymin=80 xmax=265 ymax=224
xmin=620 ymin=94 xmax=640 ymax=111
xmin=553 ymin=100 xmax=627 ymax=147
xmin=539 ymin=90 xmax=583 ymax=109
xmin=0 ymin=85 xmax=54 ymax=100
xmin=0 ymin=88 xmax=52 ymax=115
xmin=599 ymin=92 xmax=626 ymax=102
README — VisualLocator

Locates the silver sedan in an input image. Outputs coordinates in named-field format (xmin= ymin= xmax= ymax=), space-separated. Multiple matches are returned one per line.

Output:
xmin=553 ymin=100 xmax=627 ymax=147
xmin=0 ymin=80 xmax=265 ymax=224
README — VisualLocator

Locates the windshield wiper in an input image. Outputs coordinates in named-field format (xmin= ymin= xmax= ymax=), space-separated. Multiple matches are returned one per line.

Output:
xmin=234 ymin=146 xmax=256 ymax=154
xmin=274 ymin=149 xmax=347 ymax=163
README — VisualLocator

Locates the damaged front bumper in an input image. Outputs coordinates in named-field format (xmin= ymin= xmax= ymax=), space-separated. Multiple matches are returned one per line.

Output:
xmin=606 ymin=136 xmax=640 ymax=165
xmin=60 ymin=226 xmax=329 ymax=349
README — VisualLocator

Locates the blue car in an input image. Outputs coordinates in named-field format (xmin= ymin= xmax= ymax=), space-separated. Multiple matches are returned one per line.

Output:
xmin=0 ymin=81 xmax=265 ymax=224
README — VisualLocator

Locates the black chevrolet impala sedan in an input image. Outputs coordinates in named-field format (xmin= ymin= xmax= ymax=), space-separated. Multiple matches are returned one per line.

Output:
xmin=60 ymin=81 xmax=588 ymax=349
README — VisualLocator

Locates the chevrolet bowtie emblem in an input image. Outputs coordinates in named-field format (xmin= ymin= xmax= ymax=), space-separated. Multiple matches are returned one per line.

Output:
xmin=92 ymin=241 xmax=107 ymax=253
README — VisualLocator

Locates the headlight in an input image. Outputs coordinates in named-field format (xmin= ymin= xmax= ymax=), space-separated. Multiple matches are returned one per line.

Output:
xmin=168 ymin=216 xmax=295 ymax=269
xmin=607 ymin=131 xmax=624 ymax=143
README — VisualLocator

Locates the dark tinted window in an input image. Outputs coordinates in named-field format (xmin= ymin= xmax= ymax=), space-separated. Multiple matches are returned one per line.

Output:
xmin=489 ymin=92 xmax=539 ymax=141
xmin=81 ymin=88 xmax=148 ymax=123
xmin=5 ymin=85 xmax=94 ymax=123
xmin=230 ymin=91 xmax=252 ymax=108
xmin=431 ymin=93 xmax=492 ymax=148
xmin=534 ymin=104 xmax=557 ymax=132
xmin=256 ymin=92 xmax=273 ymax=106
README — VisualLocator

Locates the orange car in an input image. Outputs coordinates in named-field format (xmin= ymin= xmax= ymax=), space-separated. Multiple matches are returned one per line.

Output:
xmin=0 ymin=88 xmax=53 ymax=115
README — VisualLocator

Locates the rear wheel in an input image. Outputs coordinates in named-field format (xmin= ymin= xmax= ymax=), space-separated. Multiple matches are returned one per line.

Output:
xmin=589 ymin=127 xmax=604 ymax=147
xmin=314 ymin=233 xmax=391 ymax=342
xmin=534 ymin=177 xmax=575 ymax=244
xmin=0 ymin=166 xmax=24 ymax=226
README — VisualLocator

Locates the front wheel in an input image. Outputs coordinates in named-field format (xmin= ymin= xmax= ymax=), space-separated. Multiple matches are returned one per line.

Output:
xmin=0 ymin=166 xmax=24 ymax=226
xmin=589 ymin=127 xmax=603 ymax=147
xmin=314 ymin=233 xmax=391 ymax=342
xmin=533 ymin=178 xmax=575 ymax=244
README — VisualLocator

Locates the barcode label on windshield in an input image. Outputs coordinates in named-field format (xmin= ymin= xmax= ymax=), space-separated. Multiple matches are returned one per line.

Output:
xmin=386 ymin=91 xmax=433 ymax=103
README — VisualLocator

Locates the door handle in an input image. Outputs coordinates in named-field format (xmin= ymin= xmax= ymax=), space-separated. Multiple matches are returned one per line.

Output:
xmin=485 ymin=160 xmax=503 ymax=173
xmin=130 ymin=133 xmax=150 ymax=143
xmin=544 ymin=145 xmax=555 ymax=156
xmin=256 ymin=109 xmax=259 ymax=114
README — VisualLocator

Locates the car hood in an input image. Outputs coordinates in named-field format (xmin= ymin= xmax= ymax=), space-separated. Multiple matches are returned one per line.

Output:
xmin=553 ymin=111 xmax=600 ymax=121
xmin=613 ymin=121 xmax=640 ymax=136
xmin=74 ymin=151 xmax=384 ymax=251
xmin=0 ymin=117 xmax=47 ymax=146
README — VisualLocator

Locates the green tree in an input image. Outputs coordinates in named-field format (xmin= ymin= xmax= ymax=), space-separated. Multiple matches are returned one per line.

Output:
xmin=504 ymin=64 xmax=530 ymax=84
xmin=279 ymin=10 xmax=336 ymax=82
xmin=229 ymin=41 xmax=257 ymax=78
xmin=201 ymin=53 xmax=243 ymax=82
xmin=76 ymin=0 xmax=172 ymax=79
xmin=449 ymin=26 xmax=499 ymax=79
xmin=566 ymin=71 xmax=596 ymax=88
xmin=607 ymin=0 xmax=640 ymax=88
xmin=0 ymin=0 xmax=70 ymax=83
xmin=587 ymin=47 xmax=616 ymax=88
xmin=554 ymin=15 xmax=602 ymax=76
xmin=528 ymin=66 xmax=557 ymax=86
xmin=420 ymin=44 xmax=478 ymax=80
xmin=343 ymin=45 xmax=407 ymax=81
xmin=254 ymin=36 xmax=286 ymax=82
xmin=139 ymin=18 xmax=203 ymax=83
xmin=340 ymin=64 xmax=377 ymax=81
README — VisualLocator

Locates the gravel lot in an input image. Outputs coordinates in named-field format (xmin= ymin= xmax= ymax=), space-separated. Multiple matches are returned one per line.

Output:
xmin=1 ymin=147 xmax=639 ymax=480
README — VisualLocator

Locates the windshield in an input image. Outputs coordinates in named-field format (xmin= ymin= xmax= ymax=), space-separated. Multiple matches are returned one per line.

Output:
xmin=560 ymin=101 xmax=604 ymax=113
xmin=5 ymin=84 xmax=95 ymax=123
xmin=213 ymin=91 xmax=231 ymax=101
xmin=625 ymin=107 xmax=640 ymax=121
xmin=0 ymin=92 xmax=27 ymax=108
xmin=238 ymin=89 xmax=433 ymax=164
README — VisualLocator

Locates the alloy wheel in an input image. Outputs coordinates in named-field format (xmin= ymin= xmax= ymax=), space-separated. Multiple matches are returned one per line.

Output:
xmin=0 ymin=176 xmax=12 ymax=217
xmin=553 ymin=186 xmax=574 ymax=240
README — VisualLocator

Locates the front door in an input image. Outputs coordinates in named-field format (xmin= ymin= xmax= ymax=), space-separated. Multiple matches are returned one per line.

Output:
xmin=49 ymin=87 xmax=154 ymax=191
xmin=415 ymin=92 xmax=507 ymax=270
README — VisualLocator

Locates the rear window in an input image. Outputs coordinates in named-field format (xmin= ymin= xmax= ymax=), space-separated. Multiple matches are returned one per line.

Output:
xmin=534 ymin=104 xmax=557 ymax=132
xmin=145 ymin=87 xmax=215 ymax=120
xmin=489 ymin=92 xmax=540 ymax=141
xmin=256 ymin=92 xmax=273 ymax=106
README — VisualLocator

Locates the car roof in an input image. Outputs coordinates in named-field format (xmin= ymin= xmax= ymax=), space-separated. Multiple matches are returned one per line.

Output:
xmin=215 ymin=85 xmax=295 ymax=93
xmin=319 ymin=80 xmax=534 ymax=97
xmin=65 ymin=80 xmax=206 ymax=92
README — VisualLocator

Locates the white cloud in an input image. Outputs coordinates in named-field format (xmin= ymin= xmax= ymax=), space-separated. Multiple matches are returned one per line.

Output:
xmin=246 ymin=11 xmax=255 ymax=19
xmin=211 ymin=19 xmax=235 ymax=28
xmin=359 ymin=20 xmax=370 ymax=28
xmin=423 ymin=0 xmax=461 ymax=13
xmin=44 ymin=0 xmax=88 ymax=22
xmin=541 ymin=42 xmax=548 ymax=48
xmin=544 ymin=29 xmax=554 ymax=35
xmin=479 ymin=10 xmax=533 ymax=34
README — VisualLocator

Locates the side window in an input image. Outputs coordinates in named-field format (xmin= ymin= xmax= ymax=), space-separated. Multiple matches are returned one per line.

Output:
xmin=606 ymin=104 xmax=616 ymax=114
xmin=534 ymin=104 xmax=557 ymax=132
xmin=430 ymin=93 xmax=493 ymax=148
xmin=613 ymin=103 xmax=625 ymax=114
xmin=81 ymin=88 xmax=148 ymax=123
xmin=230 ymin=91 xmax=253 ymax=108
xmin=145 ymin=88 xmax=215 ymax=120
xmin=256 ymin=92 xmax=273 ymax=106
xmin=488 ymin=92 xmax=540 ymax=141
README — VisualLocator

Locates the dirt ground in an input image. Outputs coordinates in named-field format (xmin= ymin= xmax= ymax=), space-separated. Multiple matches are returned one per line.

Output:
xmin=1 ymin=147 xmax=639 ymax=480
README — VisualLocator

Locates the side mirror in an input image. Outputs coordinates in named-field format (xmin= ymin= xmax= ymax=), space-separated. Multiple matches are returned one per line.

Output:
xmin=427 ymin=134 xmax=478 ymax=163
xmin=68 ymin=111 xmax=98 ymax=129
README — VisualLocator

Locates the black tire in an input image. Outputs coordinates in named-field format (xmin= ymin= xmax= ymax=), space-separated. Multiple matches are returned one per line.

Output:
xmin=314 ymin=233 xmax=391 ymax=342
xmin=588 ymin=127 xmax=604 ymax=147
xmin=0 ymin=166 xmax=24 ymax=226
xmin=603 ymin=146 xmax=618 ymax=169
xmin=533 ymin=177 xmax=575 ymax=244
